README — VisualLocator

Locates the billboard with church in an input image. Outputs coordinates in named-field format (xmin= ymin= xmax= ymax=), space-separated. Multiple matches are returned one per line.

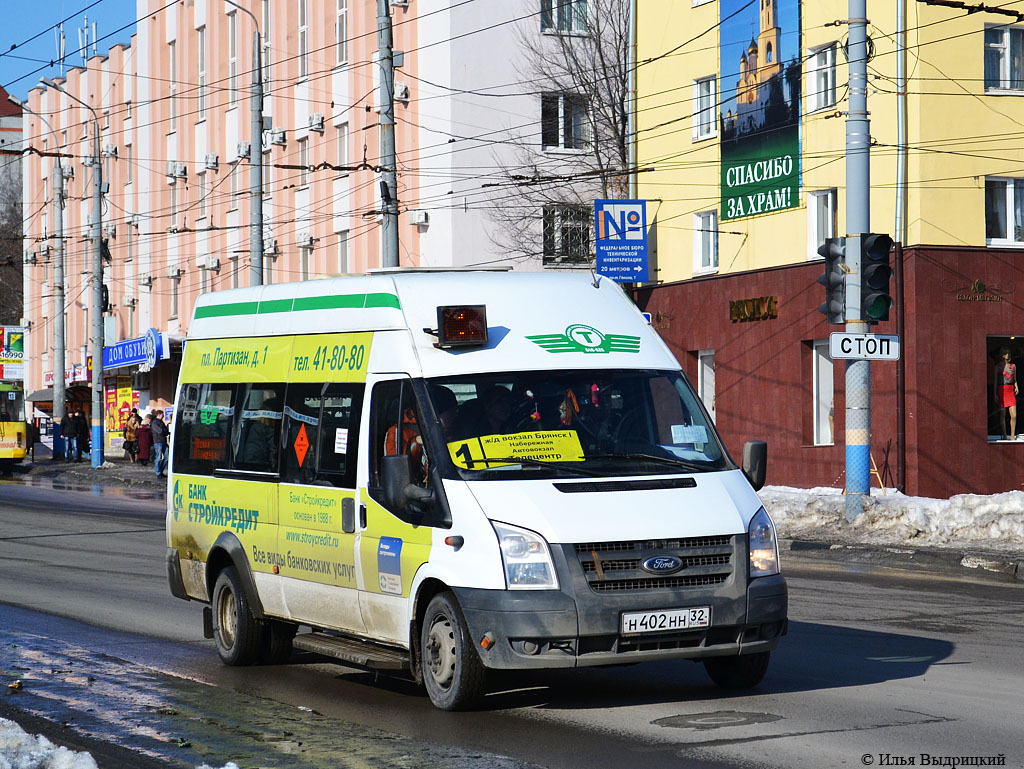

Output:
xmin=719 ymin=0 xmax=801 ymax=221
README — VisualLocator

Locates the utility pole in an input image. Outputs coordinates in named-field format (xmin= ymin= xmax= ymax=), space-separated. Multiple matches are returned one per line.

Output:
xmin=377 ymin=0 xmax=399 ymax=267
xmin=225 ymin=1 xmax=264 ymax=286
xmin=894 ymin=0 xmax=909 ymax=493
xmin=844 ymin=0 xmax=871 ymax=520
xmin=51 ymin=162 xmax=65 ymax=459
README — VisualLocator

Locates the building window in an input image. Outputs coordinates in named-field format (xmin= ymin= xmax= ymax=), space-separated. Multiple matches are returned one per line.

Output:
xmin=541 ymin=0 xmax=587 ymax=33
xmin=262 ymin=0 xmax=272 ymax=91
xmin=170 ymin=271 xmax=181 ymax=320
xmin=229 ymin=11 xmax=238 ymax=105
xmin=197 ymin=171 xmax=207 ymax=219
xmin=693 ymin=211 xmax=718 ymax=272
xmin=698 ymin=350 xmax=716 ymax=424
xmin=989 ymin=336 xmax=1022 ymax=440
xmin=197 ymin=26 xmax=207 ymax=119
xmin=985 ymin=177 xmax=1024 ymax=244
xmin=264 ymin=255 xmax=274 ymax=285
xmin=693 ymin=77 xmax=716 ymax=140
xmin=541 ymin=93 xmax=588 ymax=150
xmin=984 ymin=26 xmax=1024 ymax=91
xmin=125 ymin=144 xmax=132 ymax=184
xmin=338 ymin=230 xmax=349 ymax=272
xmin=813 ymin=340 xmax=834 ymax=446
xmin=169 ymin=184 xmax=177 ymax=229
xmin=168 ymin=41 xmax=177 ymax=129
xmin=542 ymin=205 xmax=590 ymax=264
xmin=298 ymin=138 xmax=309 ymax=187
xmin=300 ymin=245 xmax=310 ymax=281
xmin=336 ymin=122 xmax=349 ymax=174
xmin=299 ymin=0 xmax=309 ymax=79
xmin=808 ymin=43 xmax=837 ymax=112
xmin=336 ymin=0 xmax=348 ymax=65
xmin=808 ymin=188 xmax=838 ymax=259
xmin=229 ymin=162 xmax=239 ymax=209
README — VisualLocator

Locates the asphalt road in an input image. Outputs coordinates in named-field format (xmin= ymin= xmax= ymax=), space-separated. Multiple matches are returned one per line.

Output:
xmin=1 ymin=480 xmax=1022 ymax=769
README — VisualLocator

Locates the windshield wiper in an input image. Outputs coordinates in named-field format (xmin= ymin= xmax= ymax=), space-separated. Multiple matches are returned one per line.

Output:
xmin=462 ymin=456 xmax=602 ymax=477
xmin=585 ymin=453 xmax=712 ymax=473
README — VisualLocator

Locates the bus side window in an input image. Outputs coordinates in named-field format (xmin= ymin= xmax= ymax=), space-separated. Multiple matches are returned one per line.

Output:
xmin=281 ymin=383 xmax=323 ymax=484
xmin=369 ymin=379 xmax=428 ymax=493
xmin=233 ymin=383 xmax=286 ymax=474
xmin=173 ymin=383 xmax=237 ymax=475
xmin=315 ymin=383 xmax=363 ymax=489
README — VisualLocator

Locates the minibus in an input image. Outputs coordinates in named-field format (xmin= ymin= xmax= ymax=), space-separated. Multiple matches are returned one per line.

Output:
xmin=165 ymin=270 xmax=787 ymax=710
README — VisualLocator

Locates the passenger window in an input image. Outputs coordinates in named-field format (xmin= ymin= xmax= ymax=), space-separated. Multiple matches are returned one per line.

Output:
xmin=317 ymin=384 xmax=362 ymax=488
xmin=173 ymin=383 xmax=236 ymax=475
xmin=281 ymin=383 xmax=323 ymax=484
xmin=233 ymin=384 xmax=285 ymax=473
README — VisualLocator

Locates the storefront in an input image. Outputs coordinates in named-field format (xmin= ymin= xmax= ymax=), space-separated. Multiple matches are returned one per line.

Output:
xmin=101 ymin=328 xmax=178 ymax=453
xmin=636 ymin=246 xmax=1024 ymax=499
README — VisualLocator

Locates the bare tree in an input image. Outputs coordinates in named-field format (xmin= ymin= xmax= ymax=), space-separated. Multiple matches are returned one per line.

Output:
xmin=488 ymin=0 xmax=632 ymax=266
xmin=0 ymin=182 xmax=23 ymax=325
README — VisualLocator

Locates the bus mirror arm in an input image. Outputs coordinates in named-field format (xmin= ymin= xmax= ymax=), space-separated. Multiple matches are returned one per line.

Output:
xmin=382 ymin=454 xmax=436 ymax=512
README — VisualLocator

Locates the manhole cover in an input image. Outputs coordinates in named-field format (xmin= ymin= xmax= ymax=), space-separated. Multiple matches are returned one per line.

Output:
xmin=653 ymin=710 xmax=783 ymax=731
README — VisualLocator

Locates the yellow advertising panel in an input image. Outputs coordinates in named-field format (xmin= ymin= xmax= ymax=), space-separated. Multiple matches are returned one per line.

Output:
xmin=448 ymin=430 xmax=585 ymax=469
xmin=359 ymin=492 xmax=432 ymax=598
xmin=278 ymin=523 xmax=358 ymax=588
xmin=180 ymin=337 xmax=293 ymax=383
xmin=288 ymin=333 xmax=373 ymax=382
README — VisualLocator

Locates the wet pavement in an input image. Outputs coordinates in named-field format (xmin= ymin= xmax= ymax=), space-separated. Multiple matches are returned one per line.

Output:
xmin=1 ymin=443 xmax=166 ymax=501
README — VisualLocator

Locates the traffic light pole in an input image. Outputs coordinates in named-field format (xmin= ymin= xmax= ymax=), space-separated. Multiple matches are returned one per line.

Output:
xmin=845 ymin=0 xmax=871 ymax=520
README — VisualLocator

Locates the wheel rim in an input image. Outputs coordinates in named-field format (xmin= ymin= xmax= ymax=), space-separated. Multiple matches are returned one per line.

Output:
xmin=425 ymin=613 xmax=457 ymax=690
xmin=217 ymin=584 xmax=238 ymax=650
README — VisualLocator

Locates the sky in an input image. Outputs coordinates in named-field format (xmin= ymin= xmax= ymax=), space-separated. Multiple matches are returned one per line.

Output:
xmin=0 ymin=0 xmax=137 ymax=100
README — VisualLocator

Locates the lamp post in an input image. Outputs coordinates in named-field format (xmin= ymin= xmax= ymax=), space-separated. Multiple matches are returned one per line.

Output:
xmin=8 ymin=94 xmax=67 ymax=460
xmin=225 ymin=0 xmax=264 ymax=286
xmin=41 ymin=77 xmax=104 ymax=468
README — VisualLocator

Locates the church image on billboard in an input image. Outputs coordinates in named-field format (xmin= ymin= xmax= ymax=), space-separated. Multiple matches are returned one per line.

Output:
xmin=719 ymin=0 xmax=801 ymax=221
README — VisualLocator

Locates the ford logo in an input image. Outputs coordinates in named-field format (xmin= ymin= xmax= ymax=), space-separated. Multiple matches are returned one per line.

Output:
xmin=642 ymin=556 xmax=683 ymax=575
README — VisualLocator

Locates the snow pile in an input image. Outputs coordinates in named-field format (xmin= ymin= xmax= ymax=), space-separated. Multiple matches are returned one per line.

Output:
xmin=761 ymin=486 xmax=1024 ymax=553
xmin=0 ymin=719 xmax=97 ymax=769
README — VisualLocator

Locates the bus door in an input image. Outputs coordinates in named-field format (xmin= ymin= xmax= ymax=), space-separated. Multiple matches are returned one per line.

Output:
xmin=277 ymin=381 xmax=366 ymax=634
xmin=357 ymin=377 xmax=435 ymax=645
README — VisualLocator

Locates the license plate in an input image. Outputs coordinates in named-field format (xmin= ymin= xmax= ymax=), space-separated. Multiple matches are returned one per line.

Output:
xmin=620 ymin=606 xmax=711 ymax=635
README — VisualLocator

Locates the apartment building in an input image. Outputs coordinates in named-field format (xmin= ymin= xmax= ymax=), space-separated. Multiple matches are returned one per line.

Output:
xmin=19 ymin=0 xmax=584 ymax=453
xmin=636 ymin=0 xmax=1024 ymax=497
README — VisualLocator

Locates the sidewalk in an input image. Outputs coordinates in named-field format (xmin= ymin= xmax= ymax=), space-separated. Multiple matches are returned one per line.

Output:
xmin=14 ymin=442 xmax=167 ymax=490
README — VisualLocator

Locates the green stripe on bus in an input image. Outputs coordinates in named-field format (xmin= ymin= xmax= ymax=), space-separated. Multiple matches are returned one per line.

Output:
xmin=194 ymin=301 xmax=260 ymax=319
xmin=194 ymin=292 xmax=402 ymax=319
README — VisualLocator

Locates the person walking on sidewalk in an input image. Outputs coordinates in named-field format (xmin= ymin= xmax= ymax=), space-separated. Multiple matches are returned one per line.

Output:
xmin=60 ymin=410 xmax=76 ymax=463
xmin=123 ymin=409 xmax=141 ymax=463
xmin=136 ymin=414 xmax=153 ymax=467
xmin=151 ymin=410 xmax=169 ymax=477
xmin=74 ymin=409 xmax=90 ymax=461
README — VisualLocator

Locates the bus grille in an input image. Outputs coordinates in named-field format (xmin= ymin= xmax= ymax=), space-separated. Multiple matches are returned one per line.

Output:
xmin=574 ymin=536 xmax=736 ymax=593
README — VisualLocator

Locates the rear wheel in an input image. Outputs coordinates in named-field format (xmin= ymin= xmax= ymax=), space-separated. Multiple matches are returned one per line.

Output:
xmin=420 ymin=592 xmax=486 ymax=710
xmin=212 ymin=567 xmax=262 ymax=666
xmin=703 ymin=651 xmax=771 ymax=689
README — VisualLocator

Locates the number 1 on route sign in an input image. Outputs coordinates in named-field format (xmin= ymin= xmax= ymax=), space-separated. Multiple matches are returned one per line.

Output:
xmin=829 ymin=332 xmax=901 ymax=361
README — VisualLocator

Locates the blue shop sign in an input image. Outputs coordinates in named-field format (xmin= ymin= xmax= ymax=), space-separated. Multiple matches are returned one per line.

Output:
xmin=103 ymin=329 xmax=170 ymax=370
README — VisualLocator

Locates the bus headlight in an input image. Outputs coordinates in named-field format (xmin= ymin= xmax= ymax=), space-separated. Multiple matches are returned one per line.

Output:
xmin=492 ymin=521 xmax=559 ymax=590
xmin=748 ymin=507 xmax=780 ymax=578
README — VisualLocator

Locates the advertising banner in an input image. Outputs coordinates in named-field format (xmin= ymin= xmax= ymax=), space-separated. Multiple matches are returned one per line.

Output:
xmin=719 ymin=0 xmax=801 ymax=221
xmin=0 ymin=326 xmax=25 ymax=380
xmin=117 ymin=377 xmax=133 ymax=431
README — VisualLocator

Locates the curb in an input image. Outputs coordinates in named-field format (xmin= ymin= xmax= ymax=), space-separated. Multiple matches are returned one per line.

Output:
xmin=780 ymin=538 xmax=1024 ymax=583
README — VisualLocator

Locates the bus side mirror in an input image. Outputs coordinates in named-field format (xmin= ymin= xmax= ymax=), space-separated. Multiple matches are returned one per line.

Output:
xmin=742 ymin=440 xmax=767 ymax=491
xmin=382 ymin=453 xmax=435 ymax=512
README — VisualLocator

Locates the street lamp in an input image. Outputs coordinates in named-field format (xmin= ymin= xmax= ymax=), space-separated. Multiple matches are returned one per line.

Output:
xmin=41 ymin=77 xmax=105 ymax=468
xmin=225 ymin=0 xmax=265 ymax=286
xmin=7 ymin=94 xmax=67 ymax=461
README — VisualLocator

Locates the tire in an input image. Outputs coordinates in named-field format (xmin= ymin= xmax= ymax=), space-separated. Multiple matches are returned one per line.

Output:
xmin=260 ymin=619 xmax=297 ymax=665
xmin=212 ymin=567 xmax=262 ymax=666
xmin=420 ymin=592 xmax=487 ymax=711
xmin=703 ymin=651 xmax=771 ymax=689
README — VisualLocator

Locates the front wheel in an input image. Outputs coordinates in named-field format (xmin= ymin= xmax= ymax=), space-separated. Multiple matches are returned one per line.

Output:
xmin=420 ymin=592 xmax=487 ymax=710
xmin=212 ymin=567 xmax=262 ymax=666
xmin=703 ymin=651 xmax=771 ymax=689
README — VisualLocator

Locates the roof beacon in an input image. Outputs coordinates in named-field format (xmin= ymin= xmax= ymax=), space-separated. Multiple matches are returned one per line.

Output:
xmin=437 ymin=305 xmax=487 ymax=349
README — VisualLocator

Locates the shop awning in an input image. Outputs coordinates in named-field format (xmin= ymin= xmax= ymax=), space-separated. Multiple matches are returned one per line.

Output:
xmin=27 ymin=384 xmax=93 ymax=402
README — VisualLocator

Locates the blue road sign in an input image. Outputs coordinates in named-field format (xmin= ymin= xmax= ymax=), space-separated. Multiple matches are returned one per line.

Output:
xmin=595 ymin=199 xmax=649 ymax=283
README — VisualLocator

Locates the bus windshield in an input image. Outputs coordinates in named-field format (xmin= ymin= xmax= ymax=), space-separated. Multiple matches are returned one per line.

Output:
xmin=0 ymin=387 xmax=25 ymax=423
xmin=425 ymin=369 xmax=729 ymax=480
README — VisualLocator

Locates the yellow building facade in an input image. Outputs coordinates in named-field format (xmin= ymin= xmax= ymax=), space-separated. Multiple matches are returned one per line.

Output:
xmin=637 ymin=0 xmax=1024 ymax=280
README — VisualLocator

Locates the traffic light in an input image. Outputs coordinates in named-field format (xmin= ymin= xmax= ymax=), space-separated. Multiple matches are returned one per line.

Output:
xmin=817 ymin=237 xmax=846 ymax=324
xmin=860 ymin=233 xmax=894 ymax=322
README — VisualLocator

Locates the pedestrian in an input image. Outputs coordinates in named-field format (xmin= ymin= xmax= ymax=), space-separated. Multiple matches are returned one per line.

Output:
xmin=59 ymin=409 xmax=76 ymax=463
xmin=151 ymin=409 xmax=169 ymax=477
xmin=123 ymin=408 xmax=141 ymax=463
xmin=74 ymin=409 xmax=89 ymax=462
xmin=136 ymin=414 xmax=153 ymax=467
